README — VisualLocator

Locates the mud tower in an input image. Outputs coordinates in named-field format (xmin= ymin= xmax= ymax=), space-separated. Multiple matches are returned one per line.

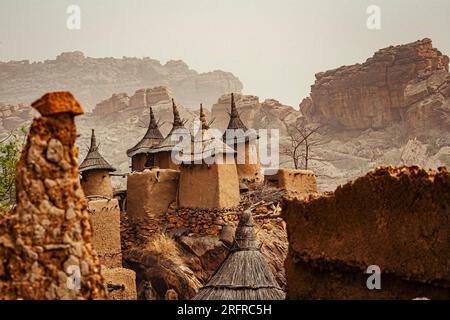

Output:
xmin=126 ymin=105 xmax=164 ymax=172
xmin=79 ymin=129 xmax=116 ymax=198
xmin=148 ymin=99 xmax=190 ymax=170
xmin=223 ymin=93 xmax=261 ymax=184
xmin=178 ymin=104 xmax=240 ymax=209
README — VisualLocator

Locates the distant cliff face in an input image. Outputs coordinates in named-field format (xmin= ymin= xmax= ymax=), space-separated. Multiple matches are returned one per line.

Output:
xmin=211 ymin=93 xmax=301 ymax=136
xmin=300 ymin=38 xmax=450 ymax=135
xmin=0 ymin=51 xmax=243 ymax=110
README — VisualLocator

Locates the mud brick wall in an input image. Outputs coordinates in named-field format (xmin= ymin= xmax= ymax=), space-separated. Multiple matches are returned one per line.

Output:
xmin=178 ymin=163 xmax=240 ymax=209
xmin=81 ymin=170 xmax=113 ymax=198
xmin=102 ymin=267 xmax=137 ymax=300
xmin=283 ymin=166 xmax=450 ymax=299
xmin=88 ymin=199 xmax=122 ymax=268
xmin=127 ymin=169 xmax=179 ymax=234
xmin=265 ymin=169 xmax=317 ymax=196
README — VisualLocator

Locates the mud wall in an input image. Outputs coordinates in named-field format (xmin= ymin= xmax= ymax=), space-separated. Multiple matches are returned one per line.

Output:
xmin=88 ymin=199 xmax=122 ymax=268
xmin=81 ymin=170 xmax=113 ymax=198
xmin=178 ymin=163 xmax=240 ymax=209
xmin=127 ymin=169 xmax=179 ymax=233
xmin=283 ymin=166 xmax=450 ymax=299
xmin=154 ymin=151 xmax=180 ymax=170
xmin=235 ymin=142 xmax=261 ymax=183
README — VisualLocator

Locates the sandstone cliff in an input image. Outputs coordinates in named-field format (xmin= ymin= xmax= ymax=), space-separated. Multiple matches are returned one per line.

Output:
xmin=0 ymin=51 xmax=243 ymax=110
xmin=300 ymin=38 xmax=450 ymax=136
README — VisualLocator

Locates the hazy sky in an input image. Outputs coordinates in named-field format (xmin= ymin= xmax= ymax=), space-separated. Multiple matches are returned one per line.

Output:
xmin=1 ymin=0 xmax=450 ymax=107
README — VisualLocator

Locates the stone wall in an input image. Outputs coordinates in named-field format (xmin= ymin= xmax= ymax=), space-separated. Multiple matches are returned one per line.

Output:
xmin=88 ymin=199 xmax=122 ymax=268
xmin=81 ymin=170 xmax=113 ymax=198
xmin=0 ymin=92 xmax=106 ymax=300
xmin=178 ymin=163 xmax=240 ymax=209
xmin=283 ymin=166 xmax=450 ymax=299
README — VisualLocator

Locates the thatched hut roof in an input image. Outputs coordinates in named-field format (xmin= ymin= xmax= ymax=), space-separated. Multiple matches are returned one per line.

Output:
xmin=148 ymin=99 xmax=190 ymax=154
xmin=179 ymin=104 xmax=235 ymax=164
xmin=193 ymin=211 xmax=285 ymax=300
xmin=79 ymin=129 xmax=116 ymax=173
xmin=223 ymin=93 xmax=258 ymax=144
xmin=126 ymin=106 xmax=164 ymax=157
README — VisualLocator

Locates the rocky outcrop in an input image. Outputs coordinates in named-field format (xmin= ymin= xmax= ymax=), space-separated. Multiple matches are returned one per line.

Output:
xmin=211 ymin=93 xmax=301 ymax=136
xmin=283 ymin=166 xmax=450 ymax=299
xmin=0 ymin=51 xmax=243 ymax=110
xmin=300 ymin=38 xmax=450 ymax=134
xmin=0 ymin=92 xmax=106 ymax=299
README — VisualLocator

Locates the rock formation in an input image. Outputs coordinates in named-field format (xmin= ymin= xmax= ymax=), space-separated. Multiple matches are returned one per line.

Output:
xmin=0 ymin=51 xmax=243 ymax=110
xmin=300 ymin=38 xmax=450 ymax=135
xmin=0 ymin=92 xmax=106 ymax=299
xmin=211 ymin=93 xmax=301 ymax=137
xmin=283 ymin=166 xmax=450 ymax=299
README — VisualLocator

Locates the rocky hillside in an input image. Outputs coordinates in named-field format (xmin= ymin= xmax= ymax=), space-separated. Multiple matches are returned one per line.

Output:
xmin=300 ymin=38 xmax=450 ymax=138
xmin=1 ymin=39 xmax=449 ymax=192
xmin=0 ymin=51 xmax=243 ymax=110
xmin=297 ymin=39 xmax=450 ymax=190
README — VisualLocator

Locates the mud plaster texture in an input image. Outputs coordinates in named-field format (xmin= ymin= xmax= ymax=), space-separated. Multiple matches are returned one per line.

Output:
xmin=0 ymin=92 xmax=106 ymax=299
xmin=127 ymin=169 xmax=179 ymax=235
xmin=88 ymin=199 xmax=122 ymax=268
xmin=265 ymin=169 xmax=317 ymax=197
xmin=178 ymin=163 xmax=240 ymax=209
xmin=102 ymin=267 xmax=137 ymax=300
xmin=283 ymin=166 xmax=450 ymax=299
xmin=81 ymin=169 xmax=113 ymax=198
xmin=234 ymin=142 xmax=262 ymax=183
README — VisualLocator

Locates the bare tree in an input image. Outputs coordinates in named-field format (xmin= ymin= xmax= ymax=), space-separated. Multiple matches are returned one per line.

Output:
xmin=281 ymin=120 xmax=330 ymax=170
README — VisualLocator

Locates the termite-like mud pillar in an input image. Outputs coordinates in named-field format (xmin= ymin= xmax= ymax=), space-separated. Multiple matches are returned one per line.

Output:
xmin=0 ymin=92 xmax=106 ymax=300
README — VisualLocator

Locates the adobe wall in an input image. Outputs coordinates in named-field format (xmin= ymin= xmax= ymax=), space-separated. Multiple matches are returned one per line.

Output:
xmin=178 ymin=163 xmax=240 ymax=209
xmin=277 ymin=169 xmax=317 ymax=195
xmin=88 ymin=199 xmax=122 ymax=268
xmin=127 ymin=169 xmax=179 ymax=233
xmin=265 ymin=169 xmax=317 ymax=196
xmin=81 ymin=169 xmax=113 ymax=198
xmin=235 ymin=142 xmax=262 ymax=183
xmin=283 ymin=166 xmax=450 ymax=299
xmin=154 ymin=151 xmax=180 ymax=170
xmin=102 ymin=267 xmax=137 ymax=300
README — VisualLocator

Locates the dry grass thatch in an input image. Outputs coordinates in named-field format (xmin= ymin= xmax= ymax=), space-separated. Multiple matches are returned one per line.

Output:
xmin=144 ymin=233 xmax=182 ymax=265
xmin=193 ymin=211 xmax=285 ymax=300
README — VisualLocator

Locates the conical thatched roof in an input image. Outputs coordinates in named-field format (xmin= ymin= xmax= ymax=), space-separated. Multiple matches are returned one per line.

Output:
xmin=223 ymin=93 xmax=258 ymax=144
xmin=179 ymin=104 xmax=235 ymax=164
xmin=79 ymin=129 xmax=116 ymax=173
xmin=148 ymin=99 xmax=190 ymax=154
xmin=126 ymin=106 xmax=164 ymax=157
xmin=193 ymin=211 xmax=285 ymax=300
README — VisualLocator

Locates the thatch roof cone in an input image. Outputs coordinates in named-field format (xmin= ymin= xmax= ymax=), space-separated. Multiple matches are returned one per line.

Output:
xmin=223 ymin=93 xmax=258 ymax=144
xmin=228 ymin=93 xmax=247 ymax=130
xmin=79 ymin=129 xmax=116 ymax=173
xmin=172 ymin=98 xmax=183 ymax=128
xmin=199 ymin=103 xmax=209 ymax=130
xmin=147 ymin=99 xmax=190 ymax=154
xmin=126 ymin=105 xmax=164 ymax=157
xmin=193 ymin=210 xmax=285 ymax=300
